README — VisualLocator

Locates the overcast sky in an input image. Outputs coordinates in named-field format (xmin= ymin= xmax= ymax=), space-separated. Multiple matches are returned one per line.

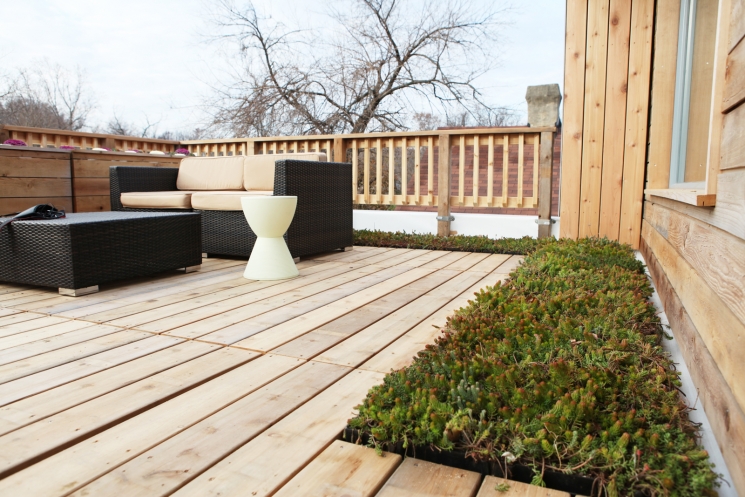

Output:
xmin=0 ymin=0 xmax=565 ymax=136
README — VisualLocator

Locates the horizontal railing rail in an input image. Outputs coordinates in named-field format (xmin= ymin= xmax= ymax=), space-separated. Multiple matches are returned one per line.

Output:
xmin=0 ymin=125 xmax=179 ymax=153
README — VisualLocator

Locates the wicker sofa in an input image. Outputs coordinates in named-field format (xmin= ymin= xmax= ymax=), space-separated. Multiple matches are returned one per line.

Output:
xmin=110 ymin=154 xmax=353 ymax=258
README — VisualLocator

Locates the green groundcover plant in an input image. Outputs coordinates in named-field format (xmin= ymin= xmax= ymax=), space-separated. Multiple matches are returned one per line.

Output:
xmin=354 ymin=229 xmax=542 ymax=255
xmin=349 ymin=238 xmax=719 ymax=496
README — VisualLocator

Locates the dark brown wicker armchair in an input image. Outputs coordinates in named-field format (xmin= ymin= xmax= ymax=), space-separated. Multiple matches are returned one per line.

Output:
xmin=110 ymin=159 xmax=353 ymax=258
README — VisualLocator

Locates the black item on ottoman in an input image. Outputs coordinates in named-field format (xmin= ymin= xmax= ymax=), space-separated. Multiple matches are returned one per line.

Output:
xmin=0 ymin=211 xmax=202 ymax=296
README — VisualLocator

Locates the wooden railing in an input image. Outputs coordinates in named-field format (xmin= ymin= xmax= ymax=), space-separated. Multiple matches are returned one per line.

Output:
xmin=0 ymin=125 xmax=179 ymax=153
xmin=183 ymin=127 xmax=557 ymax=236
xmin=0 ymin=124 xmax=557 ymax=236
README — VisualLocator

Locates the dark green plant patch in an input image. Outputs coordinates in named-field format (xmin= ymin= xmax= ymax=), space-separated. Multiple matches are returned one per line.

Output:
xmin=353 ymin=230 xmax=542 ymax=255
xmin=349 ymin=238 xmax=719 ymax=497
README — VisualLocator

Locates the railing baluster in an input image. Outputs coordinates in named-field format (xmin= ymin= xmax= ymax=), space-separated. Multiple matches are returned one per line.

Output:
xmin=472 ymin=134 xmax=479 ymax=206
xmin=352 ymin=139 xmax=358 ymax=203
xmin=415 ymin=137 xmax=421 ymax=204
xmin=388 ymin=137 xmax=394 ymax=204
xmin=487 ymin=135 xmax=494 ymax=206
xmin=364 ymin=139 xmax=370 ymax=204
xmin=325 ymin=140 xmax=331 ymax=158
xmin=376 ymin=138 xmax=382 ymax=204
xmin=427 ymin=136 xmax=434 ymax=206
xmin=533 ymin=135 xmax=540 ymax=207
xmin=517 ymin=133 xmax=524 ymax=208
xmin=401 ymin=137 xmax=408 ymax=204
xmin=459 ymin=135 xmax=465 ymax=206
xmin=502 ymin=135 xmax=509 ymax=207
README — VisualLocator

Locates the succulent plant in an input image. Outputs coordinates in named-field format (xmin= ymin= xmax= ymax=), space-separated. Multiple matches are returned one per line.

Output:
xmin=350 ymin=238 xmax=719 ymax=496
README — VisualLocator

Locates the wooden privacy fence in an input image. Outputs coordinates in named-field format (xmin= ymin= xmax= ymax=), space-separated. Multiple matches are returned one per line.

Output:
xmin=0 ymin=145 xmax=180 ymax=215
xmin=0 ymin=125 xmax=179 ymax=153
xmin=183 ymin=127 xmax=557 ymax=237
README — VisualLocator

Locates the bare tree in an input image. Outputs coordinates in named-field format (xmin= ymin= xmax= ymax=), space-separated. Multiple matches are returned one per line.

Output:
xmin=412 ymin=112 xmax=441 ymax=131
xmin=0 ymin=60 xmax=96 ymax=131
xmin=207 ymin=0 xmax=511 ymax=136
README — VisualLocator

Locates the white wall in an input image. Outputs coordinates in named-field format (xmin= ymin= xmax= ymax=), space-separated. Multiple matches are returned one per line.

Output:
xmin=353 ymin=210 xmax=560 ymax=239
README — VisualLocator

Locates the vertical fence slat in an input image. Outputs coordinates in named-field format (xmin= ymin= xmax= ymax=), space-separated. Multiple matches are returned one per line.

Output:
xmin=438 ymin=134 xmax=451 ymax=236
xmin=502 ymin=135 xmax=509 ymax=207
xmin=533 ymin=135 xmax=540 ymax=207
xmin=401 ymin=138 xmax=408 ymax=204
xmin=325 ymin=140 xmax=331 ymax=158
xmin=388 ymin=138 xmax=395 ymax=203
xmin=415 ymin=137 xmax=421 ymax=204
xmin=364 ymin=140 xmax=370 ymax=204
xmin=517 ymin=133 xmax=525 ymax=207
xmin=427 ymin=136 xmax=434 ymax=205
xmin=458 ymin=136 xmax=465 ymax=206
xmin=472 ymin=135 xmax=479 ymax=206
xmin=352 ymin=139 xmax=358 ymax=202
xmin=376 ymin=138 xmax=382 ymax=204
xmin=487 ymin=135 xmax=494 ymax=206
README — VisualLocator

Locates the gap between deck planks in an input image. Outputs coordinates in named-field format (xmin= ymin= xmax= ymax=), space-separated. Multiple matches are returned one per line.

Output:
xmin=0 ymin=248 xmax=530 ymax=497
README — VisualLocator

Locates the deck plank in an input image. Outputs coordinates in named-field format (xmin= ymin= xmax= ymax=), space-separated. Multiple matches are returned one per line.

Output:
xmin=271 ymin=269 xmax=478 ymax=361
xmin=32 ymin=260 xmax=247 ymax=317
xmin=0 ymin=319 xmax=96 ymax=351
xmin=375 ymin=458 xmax=482 ymax=497
xmin=172 ymin=368 xmax=385 ymax=497
xmin=70 ymin=361 xmax=349 ymax=497
xmin=360 ymin=271 xmax=510 ymax=374
xmin=0 ymin=347 xmax=258 ymax=478
xmin=0 ymin=309 xmax=20 ymax=318
xmin=0 ymin=340 xmax=212 ymax=434
xmin=0 ymin=316 xmax=77 ymax=339
xmin=465 ymin=253 xmax=512 ymax=273
xmin=0 ymin=324 xmax=123 ymax=366
xmin=0 ymin=353 xmax=302 ymax=496
xmin=440 ymin=252 xmax=491 ymax=271
xmin=216 ymin=266 xmax=436 ymax=349
xmin=309 ymin=271 xmax=489 ymax=367
xmin=66 ymin=259 xmax=330 ymax=322
xmin=308 ymin=246 xmax=396 ymax=263
xmin=0 ymin=329 xmax=151 ymax=384
xmin=476 ymin=476 xmax=572 ymax=497
xmin=417 ymin=251 xmax=472 ymax=269
xmin=0 ymin=289 xmax=50 ymax=303
xmin=17 ymin=264 xmax=249 ymax=314
xmin=273 ymin=441 xmax=401 ymax=497
xmin=0 ymin=313 xmax=54 ymax=335
xmin=122 ymin=261 xmax=372 ymax=333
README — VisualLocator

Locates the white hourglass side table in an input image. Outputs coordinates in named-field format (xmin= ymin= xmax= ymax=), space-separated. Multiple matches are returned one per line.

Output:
xmin=241 ymin=196 xmax=299 ymax=280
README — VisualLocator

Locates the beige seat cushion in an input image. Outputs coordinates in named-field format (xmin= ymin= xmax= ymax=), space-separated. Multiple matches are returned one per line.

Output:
xmin=244 ymin=152 xmax=326 ymax=191
xmin=120 ymin=191 xmax=194 ymax=209
xmin=191 ymin=190 xmax=273 ymax=211
xmin=177 ymin=156 xmax=245 ymax=191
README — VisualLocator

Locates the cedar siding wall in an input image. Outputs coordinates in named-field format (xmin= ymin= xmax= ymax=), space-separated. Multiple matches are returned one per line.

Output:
xmin=639 ymin=0 xmax=745 ymax=494
xmin=0 ymin=146 xmax=180 ymax=215
xmin=560 ymin=0 xmax=655 ymax=248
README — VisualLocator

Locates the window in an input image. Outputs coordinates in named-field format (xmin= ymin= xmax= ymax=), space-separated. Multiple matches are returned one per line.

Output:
xmin=669 ymin=0 xmax=719 ymax=188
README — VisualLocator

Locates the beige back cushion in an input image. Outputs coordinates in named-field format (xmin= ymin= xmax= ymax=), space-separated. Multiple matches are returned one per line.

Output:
xmin=243 ymin=153 xmax=326 ymax=191
xmin=176 ymin=156 xmax=245 ymax=191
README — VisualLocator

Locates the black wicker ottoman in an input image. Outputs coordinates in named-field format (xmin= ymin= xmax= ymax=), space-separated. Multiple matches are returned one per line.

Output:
xmin=0 ymin=211 xmax=202 ymax=296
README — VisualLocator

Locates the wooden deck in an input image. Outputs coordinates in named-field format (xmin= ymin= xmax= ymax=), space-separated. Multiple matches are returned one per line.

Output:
xmin=0 ymin=246 xmax=568 ymax=496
